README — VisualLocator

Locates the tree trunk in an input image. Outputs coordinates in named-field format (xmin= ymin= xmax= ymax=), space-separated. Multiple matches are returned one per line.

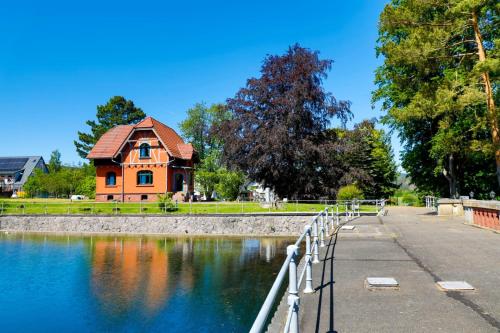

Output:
xmin=443 ymin=154 xmax=458 ymax=198
xmin=472 ymin=11 xmax=500 ymax=187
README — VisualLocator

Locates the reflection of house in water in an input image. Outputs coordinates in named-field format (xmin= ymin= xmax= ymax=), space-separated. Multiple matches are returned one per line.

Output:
xmin=90 ymin=238 xmax=173 ymax=317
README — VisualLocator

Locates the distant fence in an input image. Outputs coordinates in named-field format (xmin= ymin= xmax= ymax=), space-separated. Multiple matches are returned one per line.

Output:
xmin=425 ymin=196 xmax=437 ymax=210
xmin=0 ymin=199 xmax=383 ymax=215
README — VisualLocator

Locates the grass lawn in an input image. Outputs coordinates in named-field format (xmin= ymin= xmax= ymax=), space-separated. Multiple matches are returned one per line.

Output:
xmin=0 ymin=199 xmax=379 ymax=215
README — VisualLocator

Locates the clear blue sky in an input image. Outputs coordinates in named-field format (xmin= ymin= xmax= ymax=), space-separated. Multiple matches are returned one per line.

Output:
xmin=0 ymin=0 xmax=398 ymax=165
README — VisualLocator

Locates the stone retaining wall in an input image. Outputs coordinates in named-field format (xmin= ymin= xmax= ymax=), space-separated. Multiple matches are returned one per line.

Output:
xmin=0 ymin=214 xmax=314 ymax=236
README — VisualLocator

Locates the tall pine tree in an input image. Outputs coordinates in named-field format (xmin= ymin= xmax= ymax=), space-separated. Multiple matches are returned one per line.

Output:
xmin=74 ymin=96 xmax=145 ymax=158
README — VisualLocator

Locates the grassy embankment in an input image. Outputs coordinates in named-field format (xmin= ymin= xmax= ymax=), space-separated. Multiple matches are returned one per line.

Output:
xmin=0 ymin=198 xmax=377 ymax=215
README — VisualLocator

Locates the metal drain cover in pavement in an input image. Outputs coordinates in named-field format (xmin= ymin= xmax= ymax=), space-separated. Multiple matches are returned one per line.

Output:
xmin=341 ymin=225 xmax=355 ymax=230
xmin=437 ymin=281 xmax=474 ymax=291
xmin=365 ymin=277 xmax=399 ymax=289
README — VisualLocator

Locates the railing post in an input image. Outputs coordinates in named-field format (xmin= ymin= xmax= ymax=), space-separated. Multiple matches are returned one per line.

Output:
xmin=330 ymin=206 xmax=335 ymax=232
xmin=336 ymin=204 xmax=339 ymax=227
xmin=287 ymin=245 xmax=300 ymax=333
xmin=312 ymin=218 xmax=320 ymax=264
xmin=325 ymin=207 xmax=331 ymax=234
xmin=320 ymin=213 xmax=325 ymax=247
xmin=304 ymin=226 xmax=314 ymax=293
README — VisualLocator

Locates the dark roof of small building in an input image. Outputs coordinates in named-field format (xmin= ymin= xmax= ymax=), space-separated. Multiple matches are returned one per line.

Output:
xmin=0 ymin=156 xmax=47 ymax=184
xmin=0 ymin=157 xmax=30 ymax=172
xmin=87 ymin=117 xmax=196 ymax=160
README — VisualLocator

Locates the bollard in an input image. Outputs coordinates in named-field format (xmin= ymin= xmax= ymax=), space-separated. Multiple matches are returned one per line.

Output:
xmin=304 ymin=226 xmax=314 ymax=293
xmin=312 ymin=218 xmax=320 ymax=264
xmin=320 ymin=213 xmax=326 ymax=247
xmin=287 ymin=245 xmax=300 ymax=333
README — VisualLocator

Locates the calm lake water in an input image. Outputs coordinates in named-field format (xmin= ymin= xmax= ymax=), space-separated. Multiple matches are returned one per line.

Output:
xmin=0 ymin=233 xmax=292 ymax=333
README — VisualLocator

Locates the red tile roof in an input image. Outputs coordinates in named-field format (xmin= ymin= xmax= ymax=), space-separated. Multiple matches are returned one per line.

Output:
xmin=87 ymin=125 xmax=134 ymax=159
xmin=177 ymin=143 xmax=195 ymax=160
xmin=87 ymin=117 xmax=195 ymax=160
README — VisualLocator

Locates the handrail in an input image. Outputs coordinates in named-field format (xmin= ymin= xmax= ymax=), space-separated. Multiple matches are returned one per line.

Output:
xmin=249 ymin=199 xmax=386 ymax=333
xmin=249 ymin=249 xmax=296 ymax=333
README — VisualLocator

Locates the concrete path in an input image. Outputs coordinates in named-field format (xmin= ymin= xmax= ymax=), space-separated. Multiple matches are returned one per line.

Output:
xmin=292 ymin=207 xmax=500 ymax=333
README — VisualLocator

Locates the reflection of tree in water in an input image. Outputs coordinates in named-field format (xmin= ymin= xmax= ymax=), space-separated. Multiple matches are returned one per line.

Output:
xmin=88 ymin=236 xmax=291 ymax=330
xmin=164 ymin=237 xmax=291 ymax=329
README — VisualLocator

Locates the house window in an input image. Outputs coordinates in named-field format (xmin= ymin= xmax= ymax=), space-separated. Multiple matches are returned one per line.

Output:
xmin=107 ymin=195 xmax=114 ymax=201
xmin=105 ymin=172 xmax=116 ymax=186
xmin=174 ymin=173 xmax=184 ymax=192
xmin=141 ymin=194 xmax=148 ymax=201
xmin=139 ymin=143 xmax=151 ymax=158
xmin=137 ymin=170 xmax=153 ymax=185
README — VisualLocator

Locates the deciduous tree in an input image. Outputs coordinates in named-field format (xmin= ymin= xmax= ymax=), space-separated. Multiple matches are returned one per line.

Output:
xmin=219 ymin=44 xmax=351 ymax=198
xmin=48 ymin=149 xmax=62 ymax=172
xmin=179 ymin=103 xmax=230 ymax=160
xmin=374 ymin=0 xmax=499 ymax=197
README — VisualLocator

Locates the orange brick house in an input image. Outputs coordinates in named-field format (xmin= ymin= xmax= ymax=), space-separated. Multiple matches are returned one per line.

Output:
xmin=87 ymin=117 xmax=196 ymax=202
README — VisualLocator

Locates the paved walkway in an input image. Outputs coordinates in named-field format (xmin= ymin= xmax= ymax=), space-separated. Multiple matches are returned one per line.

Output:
xmin=283 ymin=207 xmax=500 ymax=332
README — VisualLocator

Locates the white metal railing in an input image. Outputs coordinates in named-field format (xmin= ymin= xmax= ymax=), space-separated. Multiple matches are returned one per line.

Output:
xmin=250 ymin=200 xmax=386 ymax=333
xmin=425 ymin=196 xmax=437 ymax=211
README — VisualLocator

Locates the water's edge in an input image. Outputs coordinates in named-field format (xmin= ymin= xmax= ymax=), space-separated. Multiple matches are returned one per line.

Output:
xmin=0 ymin=215 xmax=315 ymax=236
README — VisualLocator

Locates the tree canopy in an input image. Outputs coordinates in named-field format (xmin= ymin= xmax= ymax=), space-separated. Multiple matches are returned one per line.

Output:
xmin=178 ymin=103 xmax=230 ymax=160
xmin=24 ymin=159 xmax=96 ymax=198
xmin=179 ymin=102 xmax=242 ymax=200
xmin=74 ymin=96 xmax=146 ymax=159
xmin=374 ymin=0 xmax=499 ymax=198
xmin=218 ymin=44 xmax=352 ymax=198
xmin=337 ymin=120 xmax=398 ymax=198
xmin=48 ymin=149 xmax=62 ymax=172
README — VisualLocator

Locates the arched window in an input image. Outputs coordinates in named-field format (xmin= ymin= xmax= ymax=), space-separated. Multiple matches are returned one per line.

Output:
xmin=105 ymin=172 xmax=116 ymax=186
xmin=139 ymin=143 xmax=150 ymax=158
xmin=137 ymin=170 xmax=153 ymax=185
